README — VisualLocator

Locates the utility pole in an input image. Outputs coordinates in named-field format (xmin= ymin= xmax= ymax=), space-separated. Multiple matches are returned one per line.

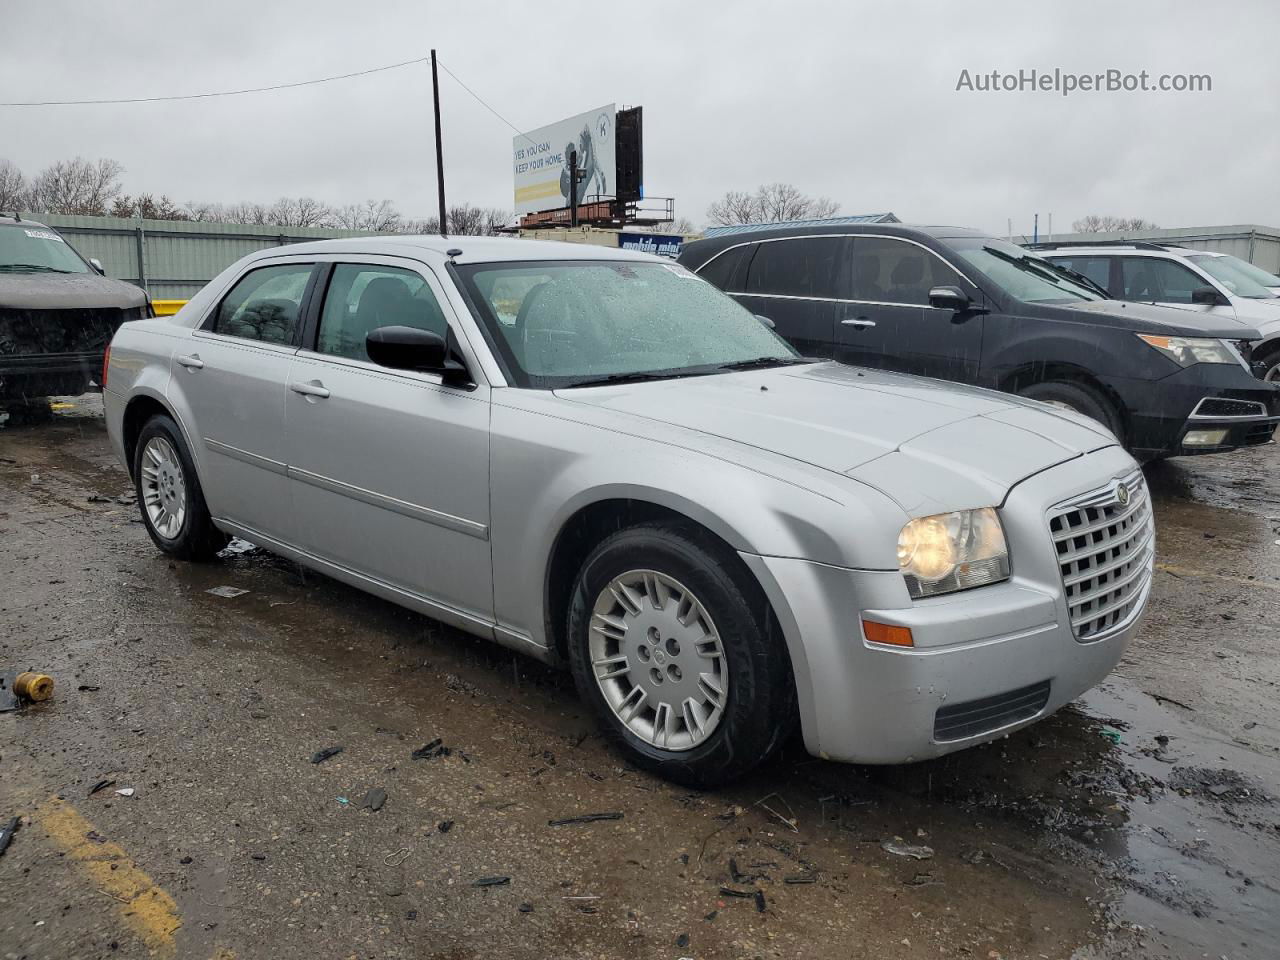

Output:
xmin=1033 ymin=213 xmax=1039 ymax=244
xmin=568 ymin=148 xmax=579 ymax=228
xmin=431 ymin=49 xmax=447 ymax=236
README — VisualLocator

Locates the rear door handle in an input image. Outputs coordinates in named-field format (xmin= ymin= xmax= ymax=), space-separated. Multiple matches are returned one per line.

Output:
xmin=290 ymin=379 xmax=330 ymax=399
xmin=176 ymin=353 xmax=204 ymax=369
xmin=841 ymin=318 xmax=876 ymax=328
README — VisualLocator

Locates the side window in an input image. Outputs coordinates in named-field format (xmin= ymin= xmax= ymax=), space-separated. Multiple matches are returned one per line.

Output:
xmin=851 ymin=238 xmax=961 ymax=306
xmin=213 ymin=263 xmax=314 ymax=344
xmin=316 ymin=264 xmax=448 ymax=362
xmin=696 ymin=245 xmax=748 ymax=290
xmin=1121 ymin=257 xmax=1203 ymax=303
xmin=1051 ymin=256 xmax=1111 ymax=292
xmin=744 ymin=237 xmax=842 ymax=298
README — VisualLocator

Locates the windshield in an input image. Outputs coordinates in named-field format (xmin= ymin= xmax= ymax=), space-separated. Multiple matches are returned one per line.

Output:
xmin=0 ymin=225 xmax=91 ymax=274
xmin=455 ymin=259 xmax=804 ymax=388
xmin=1187 ymin=254 xmax=1278 ymax=299
xmin=947 ymin=237 xmax=1103 ymax=303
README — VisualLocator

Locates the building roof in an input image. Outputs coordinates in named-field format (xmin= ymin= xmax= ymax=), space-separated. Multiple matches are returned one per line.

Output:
xmin=702 ymin=213 xmax=900 ymax=238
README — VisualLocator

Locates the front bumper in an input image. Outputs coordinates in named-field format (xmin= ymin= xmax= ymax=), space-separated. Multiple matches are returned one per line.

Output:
xmin=0 ymin=350 xmax=102 ymax=399
xmin=743 ymin=444 xmax=1147 ymax=764
xmin=1110 ymin=363 xmax=1280 ymax=458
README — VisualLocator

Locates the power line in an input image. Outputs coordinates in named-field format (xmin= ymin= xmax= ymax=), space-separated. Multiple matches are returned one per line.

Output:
xmin=435 ymin=58 xmax=536 ymax=147
xmin=0 ymin=54 xmax=434 ymax=107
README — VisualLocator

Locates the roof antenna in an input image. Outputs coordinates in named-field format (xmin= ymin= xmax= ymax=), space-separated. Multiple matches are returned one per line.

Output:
xmin=446 ymin=247 xmax=462 ymax=262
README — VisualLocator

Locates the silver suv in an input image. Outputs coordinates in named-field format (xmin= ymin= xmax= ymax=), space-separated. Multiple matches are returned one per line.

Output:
xmin=1034 ymin=241 xmax=1280 ymax=380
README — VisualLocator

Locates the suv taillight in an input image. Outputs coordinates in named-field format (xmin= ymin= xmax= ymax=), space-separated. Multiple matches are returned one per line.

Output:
xmin=102 ymin=345 xmax=111 ymax=389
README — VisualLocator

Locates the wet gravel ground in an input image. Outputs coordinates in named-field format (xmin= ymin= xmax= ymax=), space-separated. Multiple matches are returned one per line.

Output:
xmin=1 ymin=395 xmax=1278 ymax=960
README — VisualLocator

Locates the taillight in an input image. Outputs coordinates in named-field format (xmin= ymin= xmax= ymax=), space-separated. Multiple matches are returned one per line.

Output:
xmin=102 ymin=345 xmax=111 ymax=389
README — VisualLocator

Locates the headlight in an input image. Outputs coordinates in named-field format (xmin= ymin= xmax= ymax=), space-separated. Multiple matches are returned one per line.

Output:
xmin=897 ymin=507 xmax=1010 ymax=599
xmin=1136 ymin=334 xmax=1239 ymax=366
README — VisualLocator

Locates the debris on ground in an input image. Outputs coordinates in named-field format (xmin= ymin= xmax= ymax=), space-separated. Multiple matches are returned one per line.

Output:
xmin=0 ymin=817 xmax=19 ymax=857
xmin=676 ymin=933 xmax=690 ymax=948
xmin=217 ymin=538 xmax=260 ymax=558
xmin=547 ymin=812 xmax=623 ymax=827
xmin=784 ymin=874 xmax=817 ymax=884
xmin=754 ymin=890 xmax=767 ymax=912
xmin=206 ymin=586 xmax=250 ymax=599
xmin=882 ymin=840 xmax=934 ymax=860
xmin=115 ymin=787 xmax=135 ymax=798
xmin=474 ymin=876 xmax=510 ymax=887
xmin=1 ymin=670 xmax=55 ymax=712
xmin=438 ymin=820 xmax=454 ymax=833
xmin=310 ymin=746 xmax=343 ymax=764
xmin=904 ymin=872 xmax=942 ymax=886
xmin=518 ymin=903 xmax=534 ymax=913
xmin=719 ymin=886 xmax=755 ymax=899
xmin=362 ymin=788 xmax=387 ymax=812
xmin=88 ymin=779 xmax=116 ymax=796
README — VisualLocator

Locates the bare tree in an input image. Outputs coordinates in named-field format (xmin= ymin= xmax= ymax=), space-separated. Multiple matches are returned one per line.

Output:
xmin=636 ymin=216 xmax=698 ymax=236
xmin=1072 ymin=215 xmax=1159 ymax=233
xmin=332 ymin=199 xmax=400 ymax=232
xmin=0 ymin=160 xmax=27 ymax=212
xmin=706 ymin=183 xmax=840 ymax=226
xmin=110 ymin=193 xmax=187 ymax=220
xmin=26 ymin=157 xmax=125 ymax=216
xmin=265 ymin=196 xmax=333 ymax=228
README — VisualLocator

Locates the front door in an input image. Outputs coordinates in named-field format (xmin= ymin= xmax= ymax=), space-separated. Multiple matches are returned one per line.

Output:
xmin=285 ymin=259 xmax=493 ymax=624
xmin=1119 ymin=256 xmax=1238 ymax=323
xmin=834 ymin=236 xmax=984 ymax=382
xmin=175 ymin=260 xmax=316 ymax=543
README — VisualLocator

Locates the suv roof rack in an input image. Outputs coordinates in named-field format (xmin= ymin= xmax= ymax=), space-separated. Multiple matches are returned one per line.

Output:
xmin=1025 ymin=240 xmax=1170 ymax=252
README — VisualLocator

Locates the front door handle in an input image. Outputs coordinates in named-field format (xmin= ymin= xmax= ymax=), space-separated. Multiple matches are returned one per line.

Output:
xmin=290 ymin=380 xmax=330 ymax=399
xmin=176 ymin=353 xmax=204 ymax=369
xmin=841 ymin=317 xmax=877 ymax=328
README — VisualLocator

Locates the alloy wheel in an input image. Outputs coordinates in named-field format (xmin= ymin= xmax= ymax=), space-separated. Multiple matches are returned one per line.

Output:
xmin=588 ymin=569 xmax=729 ymax=751
xmin=140 ymin=435 xmax=187 ymax=540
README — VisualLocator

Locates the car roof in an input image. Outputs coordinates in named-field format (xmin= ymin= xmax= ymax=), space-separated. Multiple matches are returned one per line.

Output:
xmin=252 ymin=234 xmax=662 ymax=266
xmin=1035 ymin=242 xmax=1206 ymax=257
xmin=0 ymin=215 xmax=52 ymax=230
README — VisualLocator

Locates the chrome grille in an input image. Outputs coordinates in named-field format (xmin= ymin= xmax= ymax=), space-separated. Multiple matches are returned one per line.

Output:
xmin=1048 ymin=469 xmax=1153 ymax=641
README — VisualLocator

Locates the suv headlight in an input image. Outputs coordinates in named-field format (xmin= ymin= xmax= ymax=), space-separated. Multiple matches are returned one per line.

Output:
xmin=1137 ymin=334 xmax=1239 ymax=366
xmin=897 ymin=507 xmax=1010 ymax=599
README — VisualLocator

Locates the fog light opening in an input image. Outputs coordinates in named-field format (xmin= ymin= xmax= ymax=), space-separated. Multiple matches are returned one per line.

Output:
xmin=863 ymin=619 xmax=914 ymax=648
xmin=1183 ymin=428 xmax=1229 ymax=447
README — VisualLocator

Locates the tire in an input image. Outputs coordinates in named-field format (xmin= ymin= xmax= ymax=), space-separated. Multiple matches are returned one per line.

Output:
xmin=566 ymin=522 xmax=796 ymax=788
xmin=1018 ymin=380 xmax=1124 ymax=441
xmin=1256 ymin=344 xmax=1280 ymax=383
xmin=132 ymin=413 xmax=229 ymax=561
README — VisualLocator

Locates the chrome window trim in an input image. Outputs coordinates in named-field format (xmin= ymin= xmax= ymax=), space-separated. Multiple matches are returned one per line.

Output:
xmin=728 ymin=291 xmax=955 ymax=311
xmin=691 ymin=232 xmax=978 ymax=294
xmin=293 ymin=348 xmax=448 ymax=388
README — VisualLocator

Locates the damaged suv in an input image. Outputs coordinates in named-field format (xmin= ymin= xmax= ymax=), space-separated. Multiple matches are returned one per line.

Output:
xmin=1 ymin=215 xmax=150 ymax=409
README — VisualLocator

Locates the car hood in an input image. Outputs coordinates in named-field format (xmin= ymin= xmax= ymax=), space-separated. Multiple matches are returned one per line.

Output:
xmin=1049 ymin=298 xmax=1262 ymax=339
xmin=0 ymin=272 xmax=148 ymax=310
xmin=1224 ymin=297 xmax=1280 ymax=337
xmin=555 ymin=362 xmax=1119 ymax=512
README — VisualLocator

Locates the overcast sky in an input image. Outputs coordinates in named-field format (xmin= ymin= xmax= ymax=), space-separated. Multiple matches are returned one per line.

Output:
xmin=3 ymin=0 xmax=1277 ymax=235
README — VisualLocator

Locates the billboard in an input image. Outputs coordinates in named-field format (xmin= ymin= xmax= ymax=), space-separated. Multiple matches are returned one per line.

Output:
xmin=513 ymin=104 xmax=616 ymax=216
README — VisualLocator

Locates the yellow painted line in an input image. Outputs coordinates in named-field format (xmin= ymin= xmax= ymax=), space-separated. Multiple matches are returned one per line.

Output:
xmin=50 ymin=402 xmax=75 ymax=410
xmin=1156 ymin=562 xmax=1280 ymax=593
xmin=35 ymin=797 xmax=181 ymax=955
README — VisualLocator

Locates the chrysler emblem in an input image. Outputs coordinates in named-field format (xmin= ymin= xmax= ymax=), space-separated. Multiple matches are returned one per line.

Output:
xmin=1116 ymin=483 xmax=1130 ymax=506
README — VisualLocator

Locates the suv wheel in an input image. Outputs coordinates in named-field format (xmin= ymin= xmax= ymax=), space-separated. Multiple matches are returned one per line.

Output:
xmin=1019 ymin=381 xmax=1123 ymax=441
xmin=133 ymin=414 xmax=229 ymax=560
xmin=566 ymin=522 xmax=795 ymax=788
xmin=1257 ymin=345 xmax=1280 ymax=382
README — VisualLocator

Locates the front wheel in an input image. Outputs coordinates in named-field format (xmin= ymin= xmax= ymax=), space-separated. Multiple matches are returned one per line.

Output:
xmin=1256 ymin=345 xmax=1280 ymax=383
xmin=1018 ymin=380 xmax=1124 ymax=442
xmin=566 ymin=523 xmax=796 ymax=788
xmin=133 ymin=414 xmax=229 ymax=560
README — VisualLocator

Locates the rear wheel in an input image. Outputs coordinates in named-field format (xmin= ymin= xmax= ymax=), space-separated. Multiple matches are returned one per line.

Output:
xmin=132 ymin=414 xmax=228 ymax=560
xmin=1018 ymin=380 xmax=1124 ymax=441
xmin=1256 ymin=344 xmax=1280 ymax=383
xmin=566 ymin=522 xmax=796 ymax=788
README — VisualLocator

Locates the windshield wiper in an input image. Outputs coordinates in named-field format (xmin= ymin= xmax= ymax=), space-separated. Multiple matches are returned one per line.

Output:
xmin=982 ymin=246 xmax=1097 ymax=297
xmin=0 ymin=263 xmax=73 ymax=273
xmin=717 ymin=356 xmax=816 ymax=371
xmin=1040 ymin=259 xmax=1112 ymax=299
xmin=562 ymin=370 xmax=702 ymax=389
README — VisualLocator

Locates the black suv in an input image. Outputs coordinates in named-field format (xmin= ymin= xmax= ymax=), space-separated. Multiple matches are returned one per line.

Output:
xmin=679 ymin=224 xmax=1280 ymax=459
xmin=1 ymin=216 xmax=149 ymax=411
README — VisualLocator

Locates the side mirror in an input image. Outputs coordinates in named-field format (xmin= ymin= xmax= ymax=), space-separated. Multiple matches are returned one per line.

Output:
xmin=928 ymin=285 xmax=971 ymax=311
xmin=366 ymin=326 xmax=469 ymax=382
xmin=754 ymin=313 xmax=776 ymax=330
xmin=88 ymin=258 xmax=106 ymax=275
xmin=1191 ymin=285 xmax=1229 ymax=307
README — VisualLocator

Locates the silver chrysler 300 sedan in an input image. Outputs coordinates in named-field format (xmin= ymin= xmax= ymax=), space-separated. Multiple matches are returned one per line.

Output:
xmin=103 ymin=236 xmax=1153 ymax=786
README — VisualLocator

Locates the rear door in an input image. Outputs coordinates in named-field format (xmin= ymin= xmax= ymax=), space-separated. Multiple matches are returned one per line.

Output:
xmin=834 ymin=236 xmax=983 ymax=381
xmin=175 ymin=260 xmax=317 ymax=543
xmin=733 ymin=236 xmax=844 ymax=357
xmin=284 ymin=258 xmax=494 ymax=625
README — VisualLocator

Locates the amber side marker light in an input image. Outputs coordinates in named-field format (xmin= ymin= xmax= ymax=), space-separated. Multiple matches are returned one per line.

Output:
xmin=863 ymin=619 xmax=914 ymax=648
xmin=101 ymin=345 xmax=111 ymax=390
